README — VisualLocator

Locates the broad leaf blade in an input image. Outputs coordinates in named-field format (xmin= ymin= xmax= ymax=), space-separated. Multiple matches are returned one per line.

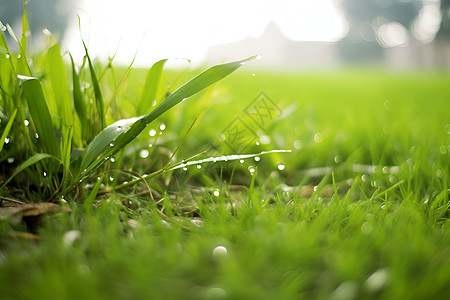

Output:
xmin=137 ymin=59 xmax=167 ymax=115
xmin=20 ymin=76 xmax=59 ymax=157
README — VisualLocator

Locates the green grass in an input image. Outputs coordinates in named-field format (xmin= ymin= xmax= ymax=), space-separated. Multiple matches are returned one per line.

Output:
xmin=1 ymin=10 xmax=450 ymax=300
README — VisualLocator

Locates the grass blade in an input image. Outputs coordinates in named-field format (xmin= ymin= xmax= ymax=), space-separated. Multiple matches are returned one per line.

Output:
xmin=0 ymin=153 xmax=59 ymax=192
xmin=82 ymin=39 xmax=105 ymax=130
xmin=0 ymin=107 xmax=18 ymax=153
xmin=47 ymin=44 xmax=73 ymax=127
xmin=78 ymin=56 xmax=256 ymax=181
xmin=70 ymin=53 xmax=90 ymax=143
xmin=20 ymin=76 xmax=59 ymax=157
xmin=137 ymin=59 xmax=167 ymax=115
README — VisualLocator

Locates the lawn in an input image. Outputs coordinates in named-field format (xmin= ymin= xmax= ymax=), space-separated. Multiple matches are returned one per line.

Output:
xmin=0 ymin=21 xmax=449 ymax=299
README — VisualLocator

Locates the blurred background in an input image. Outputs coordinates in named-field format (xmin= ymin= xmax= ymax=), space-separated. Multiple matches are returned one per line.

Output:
xmin=1 ymin=0 xmax=449 ymax=69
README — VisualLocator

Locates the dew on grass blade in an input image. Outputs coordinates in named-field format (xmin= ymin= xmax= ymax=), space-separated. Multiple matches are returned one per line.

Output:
xmin=444 ymin=124 xmax=450 ymax=134
xmin=5 ymin=53 xmax=10 ymax=59
xmin=254 ymin=156 xmax=260 ymax=162
xmin=109 ymin=176 xmax=114 ymax=182
xmin=239 ymin=159 xmax=244 ymax=163
xmin=110 ymin=157 xmax=116 ymax=163
xmin=24 ymin=120 xmax=29 ymax=126
xmin=149 ymin=129 xmax=157 ymax=137
xmin=248 ymin=166 xmax=256 ymax=175
xmin=159 ymin=123 xmax=166 ymax=131
xmin=197 ymin=165 xmax=202 ymax=169
xmin=277 ymin=163 xmax=285 ymax=171
xmin=252 ymin=73 xmax=256 ymax=77
xmin=109 ymin=142 xmax=114 ymax=147
xmin=35 ymin=133 xmax=39 ymax=139
xmin=206 ymin=287 xmax=227 ymax=299
xmin=260 ymin=135 xmax=271 ymax=144
xmin=294 ymin=140 xmax=303 ymax=149
xmin=334 ymin=155 xmax=342 ymax=163
xmin=4 ymin=137 xmax=10 ymax=144
xmin=213 ymin=190 xmax=220 ymax=197
xmin=43 ymin=172 xmax=47 ymax=177
xmin=439 ymin=145 xmax=447 ymax=154
xmin=361 ymin=222 xmax=373 ymax=234
xmin=63 ymin=230 xmax=80 ymax=247
xmin=212 ymin=246 xmax=228 ymax=257
xmin=139 ymin=149 xmax=149 ymax=158
xmin=314 ymin=132 xmax=323 ymax=143
xmin=7 ymin=157 xmax=14 ymax=163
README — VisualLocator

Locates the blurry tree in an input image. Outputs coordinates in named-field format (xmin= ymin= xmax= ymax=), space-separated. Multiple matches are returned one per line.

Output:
xmin=0 ymin=0 xmax=74 ymax=42
xmin=338 ymin=0 xmax=423 ymax=63
xmin=436 ymin=0 xmax=450 ymax=41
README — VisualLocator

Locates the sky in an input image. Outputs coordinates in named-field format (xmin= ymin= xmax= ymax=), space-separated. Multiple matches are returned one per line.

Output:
xmin=64 ymin=0 xmax=348 ymax=66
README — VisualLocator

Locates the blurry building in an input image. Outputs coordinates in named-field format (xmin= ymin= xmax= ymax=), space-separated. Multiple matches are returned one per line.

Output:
xmin=206 ymin=22 xmax=450 ymax=69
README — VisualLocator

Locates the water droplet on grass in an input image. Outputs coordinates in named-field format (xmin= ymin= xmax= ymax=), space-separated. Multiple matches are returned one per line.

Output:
xmin=382 ymin=166 xmax=389 ymax=174
xmin=212 ymin=246 xmax=228 ymax=257
xmin=277 ymin=163 xmax=285 ymax=171
xmin=35 ymin=133 xmax=39 ymax=139
xmin=439 ymin=145 xmax=447 ymax=154
xmin=260 ymin=135 xmax=271 ymax=144
xmin=239 ymin=159 xmax=244 ymax=163
xmin=364 ymin=268 xmax=390 ymax=293
xmin=361 ymin=174 xmax=369 ymax=182
xmin=139 ymin=149 xmax=149 ymax=158
xmin=159 ymin=123 xmax=166 ymax=131
xmin=17 ymin=54 xmax=21 ymax=59
xmin=149 ymin=129 xmax=157 ymax=137
xmin=182 ymin=97 xmax=188 ymax=102
xmin=151 ymin=100 xmax=157 ymax=107
xmin=109 ymin=176 xmax=114 ymax=182
xmin=197 ymin=165 xmax=202 ymax=169
xmin=206 ymin=287 xmax=227 ymax=299
xmin=252 ymin=73 xmax=256 ymax=77
xmin=294 ymin=140 xmax=303 ymax=149
xmin=213 ymin=190 xmax=220 ymax=197
xmin=254 ymin=156 xmax=260 ymax=162
xmin=445 ymin=124 xmax=450 ymax=134
xmin=7 ymin=157 xmax=14 ymax=163
xmin=183 ymin=167 xmax=188 ymax=171
xmin=43 ymin=171 xmax=47 ymax=177
xmin=24 ymin=119 xmax=29 ymax=126
xmin=110 ymin=157 xmax=116 ymax=163
xmin=4 ymin=137 xmax=10 ymax=144
xmin=314 ymin=133 xmax=323 ymax=143
xmin=248 ymin=166 xmax=256 ymax=174
xmin=334 ymin=155 xmax=342 ymax=164
xmin=5 ymin=53 xmax=10 ymax=59
xmin=109 ymin=142 xmax=114 ymax=147
xmin=148 ymin=143 xmax=153 ymax=148
xmin=361 ymin=222 xmax=373 ymax=234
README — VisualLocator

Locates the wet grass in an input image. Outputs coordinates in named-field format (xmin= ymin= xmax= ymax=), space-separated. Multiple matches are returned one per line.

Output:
xmin=1 ymin=66 xmax=449 ymax=299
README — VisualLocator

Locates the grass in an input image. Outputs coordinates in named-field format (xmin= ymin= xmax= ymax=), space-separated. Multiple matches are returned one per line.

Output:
xmin=1 ymin=10 xmax=450 ymax=300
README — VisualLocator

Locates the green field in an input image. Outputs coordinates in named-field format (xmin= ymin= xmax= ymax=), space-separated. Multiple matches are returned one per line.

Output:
xmin=1 ymin=28 xmax=450 ymax=299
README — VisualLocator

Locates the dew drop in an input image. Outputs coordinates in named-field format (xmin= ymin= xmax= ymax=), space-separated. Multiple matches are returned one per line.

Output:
xmin=313 ymin=185 xmax=319 ymax=192
xmin=294 ymin=140 xmax=303 ymax=149
xmin=109 ymin=176 xmax=114 ymax=182
xmin=149 ymin=129 xmax=157 ymax=137
xmin=104 ymin=156 xmax=110 ymax=161
xmin=24 ymin=119 xmax=29 ymax=126
xmin=159 ymin=124 xmax=166 ymax=131
xmin=213 ymin=190 xmax=220 ymax=197
xmin=254 ymin=156 xmax=260 ymax=162
xmin=7 ymin=157 xmax=14 ymax=163
xmin=17 ymin=54 xmax=21 ymax=59
xmin=212 ymin=245 xmax=228 ymax=257
xmin=109 ymin=142 xmax=114 ymax=147
xmin=361 ymin=174 xmax=369 ymax=182
xmin=148 ymin=143 xmax=153 ymax=148
xmin=248 ymin=166 xmax=256 ymax=174
xmin=439 ymin=145 xmax=447 ymax=154
xmin=182 ymin=97 xmax=188 ymax=102
xmin=255 ymin=141 xmax=260 ymax=145
xmin=196 ymin=165 xmax=202 ymax=169
xmin=334 ymin=155 xmax=342 ymax=164
xmin=277 ymin=163 xmax=285 ymax=171
xmin=382 ymin=166 xmax=389 ymax=174
xmin=110 ymin=157 xmax=116 ymax=163
xmin=151 ymin=99 xmax=157 ymax=107
xmin=35 ymin=133 xmax=39 ymax=139
xmin=0 ymin=25 xmax=6 ymax=32
xmin=4 ymin=137 xmax=10 ymax=144
xmin=139 ymin=149 xmax=149 ymax=158
xmin=5 ymin=53 xmax=10 ymax=59
xmin=239 ymin=159 xmax=244 ymax=163
xmin=445 ymin=124 xmax=450 ymax=134
xmin=260 ymin=135 xmax=271 ymax=144
xmin=256 ymin=54 xmax=262 ymax=60
xmin=43 ymin=171 xmax=47 ymax=177
xmin=182 ymin=167 xmax=188 ymax=171
xmin=252 ymin=73 xmax=256 ymax=77
xmin=314 ymin=133 xmax=323 ymax=143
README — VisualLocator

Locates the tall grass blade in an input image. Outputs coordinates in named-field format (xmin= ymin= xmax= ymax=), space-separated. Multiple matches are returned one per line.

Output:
xmin=0 ymin=153 xmax=59 ymax=192
xmin=0 ymin=107 xmax=18 ymax=153
xmin=70 ymin=53 xmax=89 ymax=143
xmin=47 ymin=44 xmax=73 ymax=127
xmin=76 ymin=57 xmax=256 ymax=181
xmin=137 ymin=59 xmax=167 ymax=115
xmin=20 ymin=76 xmax=59 ymax=157
xmin=82 ymin=39 xmax=105 ymax=130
